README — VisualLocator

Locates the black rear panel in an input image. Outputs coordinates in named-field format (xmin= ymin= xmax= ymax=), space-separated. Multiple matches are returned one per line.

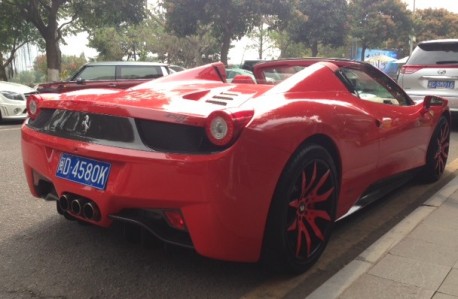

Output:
xmin=28 ymin=109 xmax=134 ymax=143
xmin=27 ymin=109 xmax=222 ymax=153
xmin=136 ymin=119 xmax=218 ymax=153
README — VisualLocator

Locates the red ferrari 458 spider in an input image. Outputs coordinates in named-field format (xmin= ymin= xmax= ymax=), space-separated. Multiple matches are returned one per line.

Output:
xmin=21 ymin=58 xmax=450 ymax=273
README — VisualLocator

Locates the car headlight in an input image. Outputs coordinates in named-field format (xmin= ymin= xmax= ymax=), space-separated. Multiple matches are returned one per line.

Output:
xmin=0 ymin=91 xmax=23 ymax=101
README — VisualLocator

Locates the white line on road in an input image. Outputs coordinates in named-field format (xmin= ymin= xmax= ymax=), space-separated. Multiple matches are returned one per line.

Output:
xmin=0 ymin=127 xmax=21 ymax=132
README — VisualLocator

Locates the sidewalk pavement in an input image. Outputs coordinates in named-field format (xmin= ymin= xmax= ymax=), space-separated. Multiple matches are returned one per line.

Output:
xmin=307 ymin=175 xmax=458 ymax=299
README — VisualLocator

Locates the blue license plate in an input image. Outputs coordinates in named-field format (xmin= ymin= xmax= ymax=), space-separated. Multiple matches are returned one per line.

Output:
xmin=427 ymin=80 xmax=455 ymax=89
xmin=56 ymin=153 xmax=111 ymax=190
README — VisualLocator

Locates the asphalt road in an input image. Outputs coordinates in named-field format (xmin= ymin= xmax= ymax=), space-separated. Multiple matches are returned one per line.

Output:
xmin=1 ymin=119 xmax=457 ymax=299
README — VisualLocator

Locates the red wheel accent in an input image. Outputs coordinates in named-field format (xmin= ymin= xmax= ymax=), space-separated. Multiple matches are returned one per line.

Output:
xmin=286 ymin=161 xmax=335 ymax=259
xmin=263 ymin=144 xmax=337 ymax=273
xmin=433 ymin=120 xmax=449 ymax=177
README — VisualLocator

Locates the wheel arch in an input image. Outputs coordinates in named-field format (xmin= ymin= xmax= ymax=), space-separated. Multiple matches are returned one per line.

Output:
xmin=301 ymin=134 xmax=342 ymax=184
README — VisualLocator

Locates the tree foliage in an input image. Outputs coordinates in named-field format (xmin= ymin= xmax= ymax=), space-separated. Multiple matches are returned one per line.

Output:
xmin=2 ymin=0 xmax=147 ymax=82
xmin=286 ymin=0 xmax=348 ymax=57
xmin=0 ymin=1 xmax=39 ymax=80
xmin=413 ymin=8 xmax=458 ymax=43
xmin=88 ymin=26 xmax=149 ymax=61
xmin=9 ymin=0 xmax=458 ymax=85
xmin=33 ymin=53 xmax=87 ymax=81
xmin=162 ymin=0 xmax=292 ymax=65
xmin=349 ymin=0 xmax=412 ymax=60
xmin=87 ymin=11 xmax=220 ymax=67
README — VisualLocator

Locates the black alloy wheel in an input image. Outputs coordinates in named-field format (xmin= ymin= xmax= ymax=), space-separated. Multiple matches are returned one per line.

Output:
xmin=419 ymin=116 xmax=450 ymax=183
xmin=263 ymin=144 xmax=338 ymax=273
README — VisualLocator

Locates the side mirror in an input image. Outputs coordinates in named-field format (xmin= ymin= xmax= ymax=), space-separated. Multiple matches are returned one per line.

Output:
xmin=422 ymin=95 xmax=432 ymax=112
xmin=76 ymin=77 xmax=86 ymax=84
xmin=421 ymin=95 xmax=446 ymax=115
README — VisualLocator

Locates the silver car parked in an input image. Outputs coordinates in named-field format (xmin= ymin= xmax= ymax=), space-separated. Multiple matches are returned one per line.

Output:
xmin=398 ymin=39 xmax=458 ymax=112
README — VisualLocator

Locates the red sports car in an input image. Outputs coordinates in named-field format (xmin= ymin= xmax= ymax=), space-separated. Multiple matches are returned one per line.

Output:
xmin=21 ymin=59 xmax=450 ymax=273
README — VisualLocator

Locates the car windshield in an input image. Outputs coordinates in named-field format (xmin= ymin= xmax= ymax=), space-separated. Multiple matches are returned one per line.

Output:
xmin=259 ymin=65 xmax=306 ymax=84
xmin=408 ymin=42 xmax=458 ymax=65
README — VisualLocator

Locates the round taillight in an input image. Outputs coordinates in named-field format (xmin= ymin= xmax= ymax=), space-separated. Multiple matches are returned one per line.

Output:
xmin=27 ymin=94 xmax=42 ymax=120
xmin=205 ymin=110 xmax=254 ymax=147
xmin=206 ymin=112 xmax=234 ymax=146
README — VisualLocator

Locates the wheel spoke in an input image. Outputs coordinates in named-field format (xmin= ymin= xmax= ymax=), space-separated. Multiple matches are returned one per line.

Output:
xmin=300 ymin=163 xmax=317 ymax=198
xmin=287 ymin=218 xmax=298 ymax=232
xmin=287 ymin=161 xmax=335 ymax=259
xmin=313 ymin=187 xmax=334 ymax=204
xmin=434 ymin=122 xmax=450 ymax=175
xmin=297 ymin=220 xmax=312 ymax=256
xmin=307 ymin=210 xmax=331 ymax=240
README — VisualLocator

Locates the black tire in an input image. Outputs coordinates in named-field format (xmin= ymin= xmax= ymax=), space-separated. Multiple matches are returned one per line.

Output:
xmin=262 ymin=144 xmax=338 ymax=274
xmin=418 ymin=116 xmax=450 ymax=183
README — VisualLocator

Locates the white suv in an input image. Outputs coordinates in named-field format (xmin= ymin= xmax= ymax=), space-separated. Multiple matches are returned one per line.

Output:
xmin=398 ymin=39 xmax=458 ymax=112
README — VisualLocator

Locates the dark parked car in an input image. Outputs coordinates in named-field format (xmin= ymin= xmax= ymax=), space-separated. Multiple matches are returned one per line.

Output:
xmin=37 ymin=61 xmax=172 ymax=93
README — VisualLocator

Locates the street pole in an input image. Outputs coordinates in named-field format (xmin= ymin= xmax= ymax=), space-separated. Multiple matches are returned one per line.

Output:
xmin=409 ymin=0 xmax=416 ymax=55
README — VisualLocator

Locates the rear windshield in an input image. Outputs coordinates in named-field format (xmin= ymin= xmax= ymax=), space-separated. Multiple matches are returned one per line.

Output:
xmin=408 ymin=42 xmax=458 ymax=65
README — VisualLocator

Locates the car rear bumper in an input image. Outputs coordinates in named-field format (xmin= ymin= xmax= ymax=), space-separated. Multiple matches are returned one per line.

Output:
xmin=21 ymin=124 xmax=284 ymax=262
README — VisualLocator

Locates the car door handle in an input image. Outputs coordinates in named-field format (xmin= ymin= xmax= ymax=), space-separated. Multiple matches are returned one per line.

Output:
xmin=376 ymin=117 xmax=392 ymax=128
xmin=108 ymin=84 xmax=117 ymax=87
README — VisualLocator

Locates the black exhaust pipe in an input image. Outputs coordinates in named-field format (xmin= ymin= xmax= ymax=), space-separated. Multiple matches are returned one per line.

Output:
xmin=58 ymin=194 xmax=70 ymax=211
xmin=71 ymin=199 xmax=82 ymax=215
xmin=83 ymin=202 xmax=100 ymax=221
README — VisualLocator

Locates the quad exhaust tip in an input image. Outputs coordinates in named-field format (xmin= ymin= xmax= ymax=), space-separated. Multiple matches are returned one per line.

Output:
xmin=71 ymin=199 xmax=82 ymax=215
xmin=57 ymin=194 xmax=101 ymax=221
xmin=58 ymin=194 xmax=70 ymax=211
xmin=83 ymin=202 xmax=100 ymax=221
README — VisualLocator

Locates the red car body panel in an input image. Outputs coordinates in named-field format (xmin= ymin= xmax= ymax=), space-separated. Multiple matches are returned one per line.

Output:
xmin=21 ymin=60 xmax=449 ymax=263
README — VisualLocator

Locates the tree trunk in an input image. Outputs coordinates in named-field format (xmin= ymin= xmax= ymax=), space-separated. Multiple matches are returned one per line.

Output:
xmin=360 ymin=45 xmax=367 ymax=61
xmin=258 ymin=26 xmax=264 ymax=60
xmin=44 ymin=30 xmax=61 ymax=82
xmin=220 ymin=35 xmax=231 ymax=66
xmin=0 ymin=53 xmax=8 ymax=81
xmin=17 ymin=0 xmax=64 ymax=82
xmin=311 ymin=41 xmax=318 ymax=57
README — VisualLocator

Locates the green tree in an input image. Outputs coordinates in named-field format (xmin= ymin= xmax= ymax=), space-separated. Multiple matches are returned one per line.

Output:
xmin=349 ymin=0 xmax=412 ymax=61
xmin=151 ymin=25 xmax=221 ymax=67
xmin=413 ymin=9 xmax=458 ymax=44
xmin=0 ymin=2 xmax=39 ymax=81
xmin=10 ymin=70 xmax=42 ymax=87
xmin=61 ymin=54 xmax=87 ymax=79
xmin=286 ymin=0 xmax=348 ymax=57
xmin=89 ymin=27 xmax=139 ymax=61
xmin=245 ymin=16 xmax=284 ymax=60
xmin=2 ymin=0 xmax=147 ymax=82
xmin=87 ymin=10 xmax=220 ymax=68
xmin=33 ymin=54 xmax=87 ymax=81
xmin=162 ymin=0 xmax=291 ymax=65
